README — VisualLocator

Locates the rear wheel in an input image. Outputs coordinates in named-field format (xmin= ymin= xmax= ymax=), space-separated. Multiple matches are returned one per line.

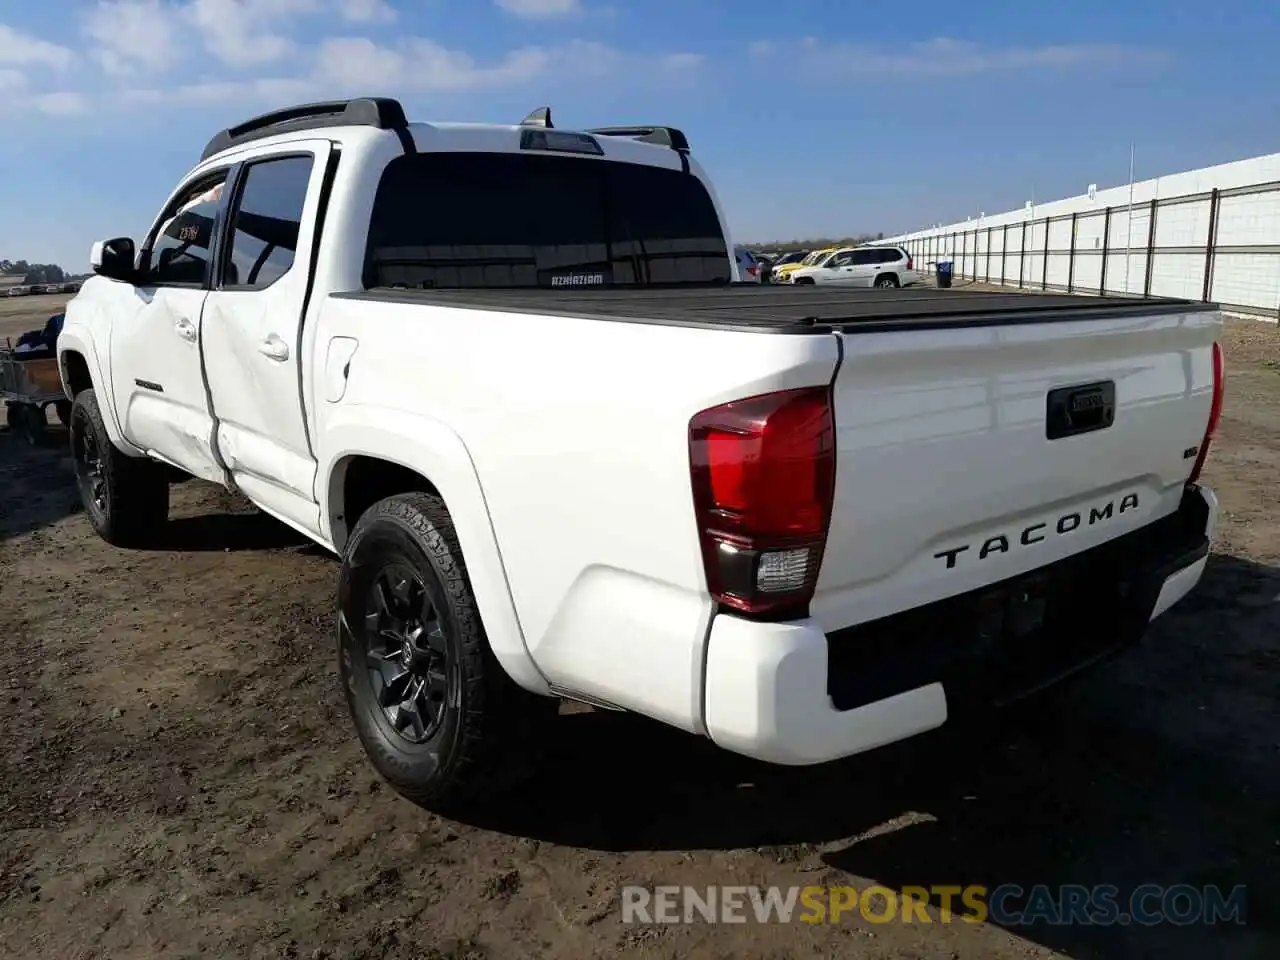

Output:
xmin=337 ymin=492 xmax=556 ymax=813
xmin=874 ymin=273 xmax=900 ymax=289
xmin=70 ymin=389 xmax=170 ymax=546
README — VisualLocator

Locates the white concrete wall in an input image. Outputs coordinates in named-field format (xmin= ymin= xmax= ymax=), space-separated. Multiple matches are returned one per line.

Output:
xmin=887 ymin=153 xmax=1280 ymax=317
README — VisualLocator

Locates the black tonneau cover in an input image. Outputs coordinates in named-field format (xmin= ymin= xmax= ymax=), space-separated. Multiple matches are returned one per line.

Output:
xmin=338 ymin=285 xmax=1214 ymax=335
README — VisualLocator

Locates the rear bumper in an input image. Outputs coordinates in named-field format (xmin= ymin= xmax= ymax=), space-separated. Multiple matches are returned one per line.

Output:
xmin=703 ymin=484 xmax=1218 ymax=766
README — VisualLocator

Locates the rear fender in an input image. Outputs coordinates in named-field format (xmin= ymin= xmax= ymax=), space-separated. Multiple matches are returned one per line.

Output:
xmin=320 ymin=408 xmax=550 ymax=695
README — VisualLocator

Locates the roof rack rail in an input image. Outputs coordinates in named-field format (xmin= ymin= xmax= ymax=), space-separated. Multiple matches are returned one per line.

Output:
xmin=200 ymin=97 xmax=410 ymax=162
xmin=584 ymin=125 xmax=690 ymax=153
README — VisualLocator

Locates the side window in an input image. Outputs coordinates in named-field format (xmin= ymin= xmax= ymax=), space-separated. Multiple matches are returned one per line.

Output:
xmin=223 ymin=155 xmax=314 ymax=290
xmin=828 ymin=252 xmax=854 ymax=267
xmin=877 ymin=248 xmax=901 ymax=263
xmin=850 ymin=250 xmax=878 ymax=266
xmin=144 ymin=172 xmax=228 ymax=287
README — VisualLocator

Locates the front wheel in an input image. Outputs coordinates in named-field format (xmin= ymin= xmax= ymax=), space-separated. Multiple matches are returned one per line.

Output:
xmin=337 ymin=492 xmax=557 ymax=813
xmin=69 ymin=389 xmax=170 ymax=546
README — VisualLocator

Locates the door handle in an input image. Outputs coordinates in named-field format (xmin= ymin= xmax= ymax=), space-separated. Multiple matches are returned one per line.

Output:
xmin=259 ymin=334 xmax=290 ymax=362
xmin=175 ymin=318 xmax=197 ymax=342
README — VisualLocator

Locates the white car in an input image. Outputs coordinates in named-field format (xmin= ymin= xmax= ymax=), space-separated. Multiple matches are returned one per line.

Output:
xmin=58 ymin=97 xmax=1224 ymax=812
xmin=789 ymin=245 xmax=918 ymax=287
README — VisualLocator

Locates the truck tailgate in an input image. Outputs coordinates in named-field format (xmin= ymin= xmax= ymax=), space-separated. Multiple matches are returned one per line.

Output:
xmin=812 ymin=305 xmax=1222 ymax=631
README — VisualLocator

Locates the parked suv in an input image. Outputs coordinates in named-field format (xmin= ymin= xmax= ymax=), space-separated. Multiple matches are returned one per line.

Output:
xmin=788 ymin=245 xmax=918 ymax=287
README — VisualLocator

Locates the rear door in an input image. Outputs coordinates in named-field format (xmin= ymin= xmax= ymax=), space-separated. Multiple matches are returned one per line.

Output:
xmin=848 ymin=249 xmax=881 ymax=286
xmin=201 ymin=143 xmax=332 ymax=536
xmin=811 ymin=306 xmax=1221 ymax=631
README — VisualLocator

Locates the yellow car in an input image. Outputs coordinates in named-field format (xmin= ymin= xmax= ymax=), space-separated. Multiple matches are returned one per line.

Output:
xmin=772 ymin=246 xmax=838 ymax=283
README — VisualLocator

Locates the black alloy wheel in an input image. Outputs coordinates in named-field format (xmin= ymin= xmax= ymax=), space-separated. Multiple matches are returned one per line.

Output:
xmin=362 ymin=562 xmax=457 ymax=744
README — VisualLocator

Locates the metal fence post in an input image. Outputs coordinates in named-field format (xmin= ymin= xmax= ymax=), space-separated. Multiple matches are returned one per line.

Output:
xmin=1042 ymin=217 xmax=1050 ymax=290
xmin=1143 ymin=198 xmax=1158 ymax=297
xmin=1067 ymin=211 xmax=1079 ymax=293
xmin=1202 ymin=188 xmax=1221 ymax=302
xmin=1001 ymin=224 xmax=1008 ymax=286
xmin=1100 ymin=206 xmax=1112 ymax=294
xmin=1019 ymin=219 xmax=1027 ymax=288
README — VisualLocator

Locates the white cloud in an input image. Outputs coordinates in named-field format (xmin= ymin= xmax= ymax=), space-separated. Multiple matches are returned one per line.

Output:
xmin=81 ymin=1 xmax=184 ymax=76
xmin=746 ymin=40 xmax=774 ymax=58
xmin=781 ymin=36 xmax=1166 ymax=77
xmin=494 ymin=0 xmax=581 ymax=19
xmin=3 ymin=6 xmax=704 ymax=119
xmin=0 ymin=23 xmax=73 ymax=69
xmin=339 ymin=0 xmax=397 ymax=21
xmin=183 ymin=0 xmax=318 ymax=68
xmin=32 ymin=91 xmax=90 ymax=115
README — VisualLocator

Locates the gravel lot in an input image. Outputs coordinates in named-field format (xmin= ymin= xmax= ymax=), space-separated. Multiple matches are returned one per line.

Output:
xmin=1 ymin=293 xmax=1277 ymax=959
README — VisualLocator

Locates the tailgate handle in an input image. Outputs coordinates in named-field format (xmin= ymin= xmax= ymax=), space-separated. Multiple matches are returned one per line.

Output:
xmin=1046 ymin=380 xmax=1115 ymax=440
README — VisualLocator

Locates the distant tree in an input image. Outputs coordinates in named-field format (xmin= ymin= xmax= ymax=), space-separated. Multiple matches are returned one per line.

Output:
xmin=1 ymin=258 xmax=70 ymax=284
xmin=747 ymin=233 xmax=884 ymax=253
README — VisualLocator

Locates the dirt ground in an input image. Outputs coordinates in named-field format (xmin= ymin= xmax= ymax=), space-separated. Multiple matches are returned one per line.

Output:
xmin=1 ymin=293 xmax=1277 ymax=959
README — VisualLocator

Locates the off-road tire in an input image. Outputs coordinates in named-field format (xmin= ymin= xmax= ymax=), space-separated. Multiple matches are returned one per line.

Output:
xmin=337 ymin=492 xmax=557 ymax=813
xmin=69 ymin=389 xmax=170 ymax=547
xmin=874 ymin=273 xmax=900 ymax=288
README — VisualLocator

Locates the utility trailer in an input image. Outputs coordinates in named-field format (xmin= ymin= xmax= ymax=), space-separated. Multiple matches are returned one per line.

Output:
xmin=1 ymin=340 xmax=69 ymax=446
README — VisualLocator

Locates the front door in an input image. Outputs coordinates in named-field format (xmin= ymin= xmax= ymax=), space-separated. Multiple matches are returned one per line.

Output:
xmin=815 ymin=251 xmax=851 ymax=284
xmin=201 ymin=145 xmax=331 ymax=535
xmin=109 ymin=170 xmax=230 ymax=484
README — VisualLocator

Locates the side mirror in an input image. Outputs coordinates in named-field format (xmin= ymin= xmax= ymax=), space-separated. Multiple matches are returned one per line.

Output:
xmin=90 ymin=237 xmax=137 ymax=283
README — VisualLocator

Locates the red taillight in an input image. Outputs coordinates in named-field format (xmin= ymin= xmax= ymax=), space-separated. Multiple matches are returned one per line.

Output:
xmin=906 ymin=254 xmax=913 ymax=271
xmin=689 ymin=387 xmax=836 ymax=617
xmin=1188 ymin=341 xmax=1225 ymax=485
xmin=748 ymin=264 xmax=758 ymax=276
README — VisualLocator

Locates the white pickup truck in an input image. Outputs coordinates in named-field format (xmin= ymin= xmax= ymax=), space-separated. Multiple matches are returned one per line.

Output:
xmin=58 ymin=98 xmax=1225 ymax=812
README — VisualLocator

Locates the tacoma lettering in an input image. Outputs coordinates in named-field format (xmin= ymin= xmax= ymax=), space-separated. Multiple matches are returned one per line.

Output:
xmin=933 ymin=493 xmax=1140 ymax=569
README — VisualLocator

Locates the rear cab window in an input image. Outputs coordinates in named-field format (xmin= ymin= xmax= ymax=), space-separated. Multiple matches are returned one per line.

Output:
xmin=364 ymin=151 xmax=731 ymax=289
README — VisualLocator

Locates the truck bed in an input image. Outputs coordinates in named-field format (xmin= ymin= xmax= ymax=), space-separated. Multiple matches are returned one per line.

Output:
xmin=339 ymin=285 xmax=1215 ymax=334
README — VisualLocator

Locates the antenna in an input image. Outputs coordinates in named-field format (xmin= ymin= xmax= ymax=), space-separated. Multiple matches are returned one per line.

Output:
xmin=520 ymin=107 xmax=553 ymax=128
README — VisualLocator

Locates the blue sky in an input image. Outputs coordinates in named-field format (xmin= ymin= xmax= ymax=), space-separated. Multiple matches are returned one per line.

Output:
xmin=2 ymin=0 xmax=1278 ymax=270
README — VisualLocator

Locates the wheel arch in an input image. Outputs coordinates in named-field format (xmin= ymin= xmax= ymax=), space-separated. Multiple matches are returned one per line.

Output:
xmin=320 ymin=411 xmax=550 ymax=696
xmin=56 ymin=324 xmax=143 ymax=456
